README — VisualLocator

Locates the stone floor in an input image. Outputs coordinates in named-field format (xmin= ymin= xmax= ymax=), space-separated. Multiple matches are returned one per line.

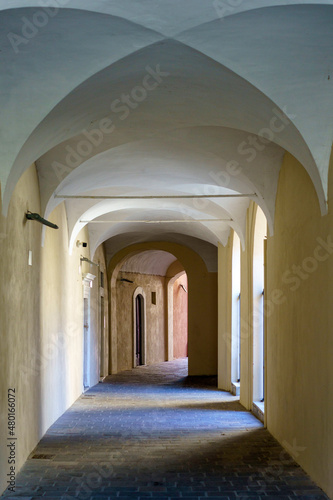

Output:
xmin=1 ymin=359 xmax=329 ymax=500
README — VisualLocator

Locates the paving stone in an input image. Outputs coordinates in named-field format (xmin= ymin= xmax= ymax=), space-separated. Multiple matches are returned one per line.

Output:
xmin=262 ymin=497 xmax=293 ymax=500
xmin=0 ymin=360 xmax=329 ymax=500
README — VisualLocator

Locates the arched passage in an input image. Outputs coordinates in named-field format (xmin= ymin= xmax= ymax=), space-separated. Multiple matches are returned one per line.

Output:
xmin=108 ymin=242 xmax=217 ymax=376
xmin=166 ymin=268 xmax=188 ymax=362
xmin=171 ymin=272 xmax=188 ymax=360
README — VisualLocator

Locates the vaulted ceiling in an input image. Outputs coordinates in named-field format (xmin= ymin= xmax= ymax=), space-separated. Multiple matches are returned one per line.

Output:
xmin=1 ymin=1 xmax=333 ymax=261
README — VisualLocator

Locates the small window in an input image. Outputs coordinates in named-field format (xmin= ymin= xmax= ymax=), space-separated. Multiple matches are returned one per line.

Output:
xmin=151 ymin=291 xmax=156 ymax=305
xmin=100 ymin=271 xmax=104 ymax=288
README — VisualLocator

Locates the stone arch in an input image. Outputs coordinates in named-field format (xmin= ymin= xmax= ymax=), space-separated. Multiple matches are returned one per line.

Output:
xmin=108 ymin=241 xmax=217 ymax=376
xmin=166 ymin=270 xmax=187 ymax=362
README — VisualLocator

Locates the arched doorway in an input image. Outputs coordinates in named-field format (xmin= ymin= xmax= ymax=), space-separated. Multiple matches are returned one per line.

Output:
xmin=133 ymin=287 xmax=147 ymax=368
xmin=135 ymin=294 xmax=144 ymax=366
xmin=167 ymin=271 xmax=188 ymax=361
xmin=172 ymin=273 xmax=188 ymax=359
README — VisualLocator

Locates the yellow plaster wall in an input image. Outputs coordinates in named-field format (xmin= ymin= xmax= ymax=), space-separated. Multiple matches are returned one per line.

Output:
xmin=40 ymin=202 xmax=87 ymax=430
xmin=92 ymin=245 xmax=109 ymax=378
xmin=217 ymin=155 xmax=333 ymax=496
xmin=0 ymin=164 xmax=106 ymax=495
xmin=239 ymin=203 xmax=257 ymax=411
xmin=116 ymin=272 xmax=167 ymax=372
xmin=0 ymin=165 xmax=42 ymax=494
xmin=265 ymin=153 xmax=333 ymax=498
xmin=217 ymin=240 xmax=232 ymax=391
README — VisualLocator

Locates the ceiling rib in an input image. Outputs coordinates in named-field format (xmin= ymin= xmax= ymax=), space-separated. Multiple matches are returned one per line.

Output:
xmin=80 ymin=219 xmax=233 ymax=224
xmin=56 ymin=194 xmax=256 ymax=200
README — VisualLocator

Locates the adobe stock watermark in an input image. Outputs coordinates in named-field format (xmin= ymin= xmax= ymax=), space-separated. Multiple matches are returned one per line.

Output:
xmin=213 ymin=0 xmax=244 ymax=21
xmin=264 ymin=234 xmax=333 ymax=317
xmin=163 ymin=105 xmax=295 ymax=236
xmin=7 ymin=0 xmax=72 ymax=54
xmin=222 ymin=233 xmax=333 ymax=354
xmin=51 ymin=64 xmax=170 ymax=182
xmin=19 ymin=322 xmax=82 ymax=386
xmin=63 ymin=460 xmax=115 ymax=500
xmin=191 ymin=106 xmax=295 ymax=213
xmin=248 ymin=439 xmax=306 ymax=496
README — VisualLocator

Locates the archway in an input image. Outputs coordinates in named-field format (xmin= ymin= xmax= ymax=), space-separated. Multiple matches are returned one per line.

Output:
xmin=167 ymin=270 xmax=188 ymax=362
xmin=133 ymin=288 xmax=147 ymax=367
xmin=108 ymin=242 xmax=217 ymax=376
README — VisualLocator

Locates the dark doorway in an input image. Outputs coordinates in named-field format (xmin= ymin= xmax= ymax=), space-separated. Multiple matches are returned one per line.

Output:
xmin=135 ymin=294 xmax=144 ymax=366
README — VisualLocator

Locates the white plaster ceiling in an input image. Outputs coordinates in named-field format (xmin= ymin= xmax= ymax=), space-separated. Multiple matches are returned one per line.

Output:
xmin=120 ymin=250 xmax=177 ymax=276
xmin=1 ymin=1 xmax=333 ymax=258
xmin=104 ymin=234 xmax=218 ymax=272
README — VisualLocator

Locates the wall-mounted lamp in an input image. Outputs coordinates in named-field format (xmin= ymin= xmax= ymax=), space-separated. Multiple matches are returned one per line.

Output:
xmin=76 ymin=240 xmax=87 ymax=248
xmin=179 ymin=284 xmax=188 ymax=293
xmin=26 ymin=211 xmax=58 ymax=229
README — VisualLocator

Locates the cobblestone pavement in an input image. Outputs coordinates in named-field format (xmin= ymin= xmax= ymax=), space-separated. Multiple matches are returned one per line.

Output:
xmin=1 ymin=359 xmax=329 ymax=500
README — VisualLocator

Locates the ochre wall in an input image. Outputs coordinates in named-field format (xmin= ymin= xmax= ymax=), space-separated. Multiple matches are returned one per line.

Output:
xmin=116 ymin=272 xmax=167 ymax=372
xmin=0 ymin=165 xmax=42 ymax=494
xmin=217 ymin=239 xmax=232 ymax=391
xmin=265 ymin=153 xmax=333 ymax=498
xmin=92 ymin=245 xmax=109 ymax=379
xmin=173 ymin=274 xmax=188 ymax=359
xmin=218 ymin=156 xmax=333 ymax=498
xmin=108 ymin=242 xmax=218 ymax=376
xmin=239 ymin=203 xmax=259 ymax=411
xmin=0 ymin=164 xmax=107 ymax=495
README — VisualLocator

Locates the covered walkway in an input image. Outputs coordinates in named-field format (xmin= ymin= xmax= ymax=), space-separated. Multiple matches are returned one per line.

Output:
xmin=1 ymin=360 xmax=327 ymax=500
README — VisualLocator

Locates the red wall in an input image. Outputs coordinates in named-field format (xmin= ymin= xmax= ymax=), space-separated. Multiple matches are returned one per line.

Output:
xmin=173 ymin=274 xmax=188 ymax=358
